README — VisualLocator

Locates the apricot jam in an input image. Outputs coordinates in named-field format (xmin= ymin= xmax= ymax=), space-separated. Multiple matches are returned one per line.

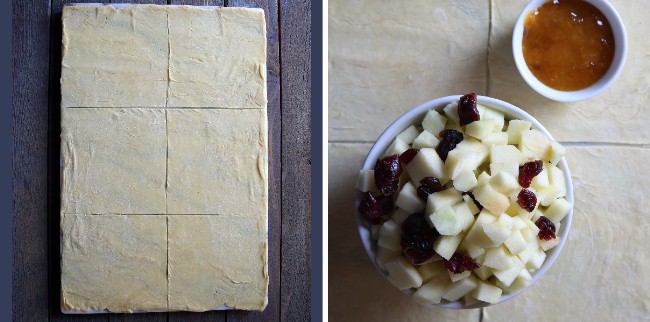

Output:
xmin=522 ymin=0 xmax=615 ymax=91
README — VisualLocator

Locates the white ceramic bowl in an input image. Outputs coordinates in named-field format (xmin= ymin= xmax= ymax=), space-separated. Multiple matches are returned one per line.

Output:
xmin=512 ymin=0 xmax=627 ymax=102
xmin=355 ymin=95 xmax=574 ymax=308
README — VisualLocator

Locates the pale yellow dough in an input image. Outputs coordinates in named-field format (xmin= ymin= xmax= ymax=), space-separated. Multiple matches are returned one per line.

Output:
xmin=167 ymin=7 xmax=267 ymax=108
xmin=61 ymin=108 xmax=167 ymax=215
xmin=61 ymin=214 xmax=168 ymax=312
xmin=328 ymin=0 xmax=490 ymax=142
xmin=168 ymin=215 xmax=268 ymax=311
xmin=61 ymin=5 xmax=169 ymax=108
xmin=166 ymin=109 xmax=268 ymax=215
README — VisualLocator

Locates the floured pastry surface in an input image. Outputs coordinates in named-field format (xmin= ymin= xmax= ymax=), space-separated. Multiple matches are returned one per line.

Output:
xmin=61 ymin=214 xmax=168 ymax=312
xmin=167 ymin=7 xmax=267 ymax=108
xmin=167 ymin=215 xmax=268 ymax=311
xmin=166 ymin=109 xmax=268 ymax=215
xmin=61 ymin=108 xmax=167 ymax=215
xmin=328 ymin=0 xmax=490 ymax=142
xmin=61 ymin=5 xmax=169 ymax=108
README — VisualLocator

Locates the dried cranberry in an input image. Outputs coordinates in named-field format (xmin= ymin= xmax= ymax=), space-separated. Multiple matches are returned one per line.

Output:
xmin=535 ymin=216 xmax=556 ymax=240
xmin=416 ymin=177 xmax=445 ymax=200
xmin=462 ymin=191 xmax=483 ymax=210
xmin=517 ymin=189 xmax=537 ymax=212
xmin=436 ymin=129 xmax=464 ymax=161
xmin=518 ymin=160 xmax=544 ymax=188
xmin=401 ymin=213 xmax=440 ymax=264
xmin=458 ymin=93 xmax=480 ymax=126
xmin=399 ymin=148 xmax=420 ymax=165
xmin=374 ymin=155 xmax=402 ymax=196
xmin=443 ymin=253 xmax=481 ymax=274
xmin=358 ymin=192 xmax=392 ymax=225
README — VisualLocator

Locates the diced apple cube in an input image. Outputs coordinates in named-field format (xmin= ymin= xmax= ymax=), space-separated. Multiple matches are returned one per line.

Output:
xmin=473 ymin=260 xmax=493 ymax=281
xmin=497 ymin=213 xmax=516 ymax=229
xmin=517 ymin=241 xmax=540 ymax=264
xmin=512 ymin=216 xmax=527 ymax=230
xmin=412 ymin=130 xmax=440 ymax=149
xmin=433 ymin=233 xmax=464 ymax=260
xmin=482 ymin=107 xmax=505 ymax=131
xmin=430 ymin=206 xmax=461 ymax=236
xmin=384 ymin=137 xmax=409 ymax=157
xmin=504 ymin=229 xmax=527 ymax=255
xmin=483 ymin=221 xmax=511 ymax=245
xmin=520 ymin=215 xmax=541 ymax=235
xmin=482 ymin=132 xmax=509 ymax=147
xmin=462 ymin=210 xmax=498 ymax=248
xmin=417 ymin=261 xmax=447 ymax=283
xmin=540 ymin=236 xmax=561 ymax=251
xmin=490 ymin=161 xmax=519 ymax=178
xmin=492 ymin=256 xmax=524 ymax=287
xmin=472 ymin=281 xmax=503 ymax=304
xmin=405 ymin=148 xmax=446 ymax=185
xmin=549 ymin=140 xmax=566 ymax=166
xmin=385 ymin=257 xmax=423 ymax=290
xmin=462 ymin=195 xmax=480 ymax=215
xmin=377 ymin=220 xmax=401 ymax=251
xmin=526 ymin=247 xmax=546 ymax=270
xmin=520 ymin=226 xmax=536 ymax=242
xmin=477 ymin=171 xmax=491 ymax=187
xmin=466 ymin=119 xmax=497 ymax=140
xmin=449 ymin=269 xmax=471 ymax=283
xmin=546 ymin=199 xmax=571 ymax=226
xmin=491 ymin=145 xmax=527 ymax=166
xmin=418 ymin=253 xmax=443 ymax=265
xmin=452 ymin=202 xmax=476 ymax=232
xmin=531 ymin=209 xmax=544 ymax=223
xmin=497 ymin=268 xmax=532 ymax=293
xmin=537 ymin=186 xmax=562 ymax=207
xmin=376 ymin=246 xmax=400 ymax=270
xmin=446 ymin=138 xmax=488 ymax=179
xmin=473 ymin=183 xmax=510 ymax=215
xmin=463 ymin=242 xmax=486 ymax=259
xmin=396 ymin=125 xmax=420 ymax=145
xmin=549 ymin=166 xmax=567 ymax=197
xmin=370 ymin=225 xmax=381 ymax=241
xmin=422 ymin=109 xmax=448 ymax=137
xmin=453 ymin=168 xmax=478 ymax=192
xmin=426 ymin=188 xmax=463 ymax=214
xmin=464 ymin=293 xmax=480 ymax=306
xmin=412 ymin=274 xmax=449 ymax=305
xmin=395 ymin=182 xmax=426 ymax=213
xmin=490 ymin=171 xmax=519 ymax=194
xmin=442 ymin=276 xmax=478 ymax=301
xmin=483 ymin=246 xmax=514 ymax=271
xmin=443 ymin=102 xmax=460 ymax=124
xmin=356 ymin=169 xmax=378 ymax=192
xmin=519 ymin=129 xmax=552 ymax=160
xmin=506 ymin=119 xmax=531 ymax=145
xmin=390 ymin=208 xmax=410 ymax=225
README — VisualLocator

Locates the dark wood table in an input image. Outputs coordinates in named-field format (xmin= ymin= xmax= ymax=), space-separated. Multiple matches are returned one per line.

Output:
xmin=13 ymin=0 xmax=312 ymax=321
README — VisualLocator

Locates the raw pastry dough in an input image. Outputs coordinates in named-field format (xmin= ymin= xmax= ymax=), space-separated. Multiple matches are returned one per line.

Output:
xmin=166 ymin=109 xmax=267 ymax=215
xmin=328 ymin=0 xmax=490 ymax=142
xmin=483 ymin=146 xmax=650 ymax=321
xmin=167 ymin=215 xmax=268 ymax=311
xmin=488 ymin=0 xmax=650 ymax=144
xmin=61 ymin=214 xmax=168 ymax=312
xmin=167 ymin=7 xmax=267 ymax=108
xmin=61 ymin=108 xmax=167 ymax=215
xmin=61 ymin=5 xmax=169 ymax=108
xmin=327 ymin=143 xmax=481 ymax=321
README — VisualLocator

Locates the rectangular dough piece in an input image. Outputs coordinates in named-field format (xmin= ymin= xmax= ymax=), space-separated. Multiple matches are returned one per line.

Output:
xmin=483 ymin=146 xmax=650 ymax=321
xmin=61 ymin=5 xmax=169 ymax=108
xmin=167 ymin=6 xmax=267 ymax=108
xmin=167 ymin=215 xmax=268 ymax=311
xmin=328 ymin=0 xmax=490 ymax=142
xmin=166 ymin=109 xmax=268 ymax=215
xmin=61 ymin=214 xmax=168 ymax=313
xmin=488 ymin=0 xmax=650 ymax=144
xmin=61 ymin=108 xmax=167 ymax=214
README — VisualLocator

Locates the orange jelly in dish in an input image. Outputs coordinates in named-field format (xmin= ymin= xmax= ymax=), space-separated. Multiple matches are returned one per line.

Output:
xmin=522 ymin=0 xmax=615 ymax=91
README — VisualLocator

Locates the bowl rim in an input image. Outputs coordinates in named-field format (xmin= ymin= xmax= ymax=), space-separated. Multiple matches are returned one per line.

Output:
xmin=355 ymin=95 xmax=574 ymax=309
xmin=512 ymin=0 xmax=628 ymax=102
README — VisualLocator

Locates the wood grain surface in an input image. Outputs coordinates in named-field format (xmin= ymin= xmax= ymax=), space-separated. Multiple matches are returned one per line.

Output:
xmin=12 ymin=0 xmax=311 ymax=321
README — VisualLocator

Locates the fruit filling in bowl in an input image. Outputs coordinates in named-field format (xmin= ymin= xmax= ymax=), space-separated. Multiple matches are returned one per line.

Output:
xmin=356 ymin=93 xmax=572 ymax=307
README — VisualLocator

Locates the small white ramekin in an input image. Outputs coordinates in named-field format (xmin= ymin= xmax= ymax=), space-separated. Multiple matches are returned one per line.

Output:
xmin=355 ymin=95 xmax=574 ymax=309
xmin=512 ymin=0 xmax=627 ymax=102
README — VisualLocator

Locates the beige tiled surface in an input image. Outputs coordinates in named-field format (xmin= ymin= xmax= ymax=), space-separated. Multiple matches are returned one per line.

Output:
xmin=328 ymin=0 xmax=650 ymax=320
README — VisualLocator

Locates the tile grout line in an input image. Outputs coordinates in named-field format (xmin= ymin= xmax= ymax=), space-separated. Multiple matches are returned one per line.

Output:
xmin=166 ymin=215 xmax=170 ymax=311
xmin=165 ymin=8 xmax=171 ymax=108
xmin=277 ymin=0 xmax=283 ymax=317
xmin=486 ymin=0 xmax=493 ymax=96
xmin=165 ymin=109 xmax=169 ymax=214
